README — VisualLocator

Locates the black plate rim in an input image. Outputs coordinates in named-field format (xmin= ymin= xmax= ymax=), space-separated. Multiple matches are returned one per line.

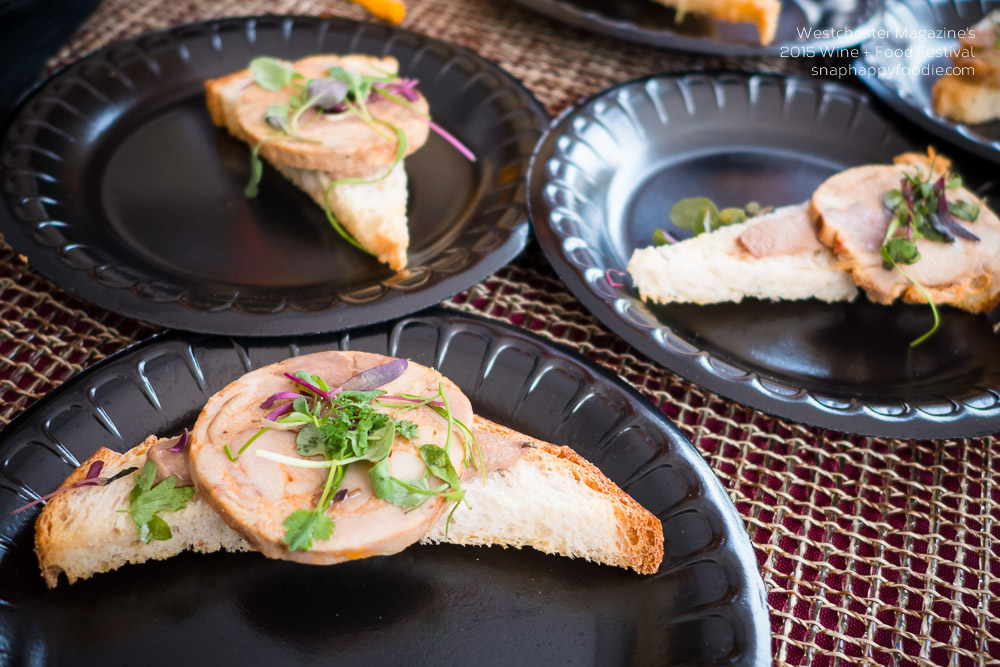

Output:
xmin=0 ymin=15 xmax=547 ymax=337
xmin=528 ymin=68 xmax=1000 ymax=439
xmin=853 ymin=0 xmax=1000 ymax=165
xmin=0 ymin=307 xmax=771 ymax=666
xmin=510 ymin=0 xmax=885 ymax=57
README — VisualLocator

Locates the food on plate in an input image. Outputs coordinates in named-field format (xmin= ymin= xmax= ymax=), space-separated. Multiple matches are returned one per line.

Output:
xmin=931 ymin=10 xmax=1000 ymax=124
xmin=28 ymin=352 xmax=664 ymax=587
xmin=205 ymin=54 xmax=473 ymax=271
xmin=626 ymin=151 xmax=999 ymax=345
xmin=814 ymin=153 xmax=1000 ymax=317
xmin=650 ymin=0 xmax=782 ymax=45
xmin=627 ymin=202 xmax=858 ymax=305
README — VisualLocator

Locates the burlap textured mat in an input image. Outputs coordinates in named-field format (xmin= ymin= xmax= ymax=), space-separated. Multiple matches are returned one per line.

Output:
xmin=0 ymin=0 xmax=996 ymax=664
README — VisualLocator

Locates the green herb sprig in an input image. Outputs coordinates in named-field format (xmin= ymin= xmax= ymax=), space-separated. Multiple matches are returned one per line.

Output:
xmin=242 ymin=57 xmax=416 ymax=252
xmin=118 ymin=460 xmax=194 ymax=543
xmin=880 ymin=162 xmax=981 ymax=346
xmin=653 ymin=198 xmax=771 ymax=245
xmin=243 ymin=369 xmax=477 ymax=551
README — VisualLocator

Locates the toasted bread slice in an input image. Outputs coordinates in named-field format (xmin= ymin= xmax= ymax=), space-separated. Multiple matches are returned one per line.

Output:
xmin=813 ymin=156 xmax=1000 ymax=313
xmin=626 ymin=203 xmax=858 ymax=305
xmin=931 ymin=75 xmax=1000 ymax=125
xmin=650 ymin=0 xmax=782 ymax=45
xmin=953 ymin=10 xmax=1000 ymax=85
xmin=34 ymin=417 xmax=664 ymax=587
xmin=34 ymin=435 xmax=250 ymax=589
xmin=420 ymin=417 xmax=663 ymax=575
xmin=931 ymin=11 xmax=1000 ymax=124
xmin=205 ymin=55 xmax=418 ymax=271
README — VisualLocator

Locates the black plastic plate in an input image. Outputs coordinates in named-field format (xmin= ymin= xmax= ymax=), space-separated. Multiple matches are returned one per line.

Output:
xmin=855 ymin=0 xmax=1000 ymax=164
xmin=0 ymin=16 xmax=547 ymax=335
xmin=529 ymin=71 xmax=1000 ymax=439
xmin=0 ymin=309 xmax=769 ymax=666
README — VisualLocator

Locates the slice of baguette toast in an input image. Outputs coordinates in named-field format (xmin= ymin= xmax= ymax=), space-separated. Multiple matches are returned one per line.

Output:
xmin=626 ymin=203 xmax=859 ymax=305
xmin=204 ymin=56 xmax=413 ymax=271
xmin=931 ymin=75 xmax=1000 ymax=125
xmin=34 ymin=417 xmax=664 ymax=587
xmin=420 ymin=417 xmax=663 ymax=576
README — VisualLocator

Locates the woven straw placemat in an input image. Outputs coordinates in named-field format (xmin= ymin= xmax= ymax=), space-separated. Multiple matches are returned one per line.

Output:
xmin=1 ymin=0 xmax=998 ymax=664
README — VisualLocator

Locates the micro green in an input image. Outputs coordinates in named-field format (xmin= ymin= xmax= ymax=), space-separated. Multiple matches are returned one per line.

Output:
xmin=249 ymin=56 xmax=296 ymax=91
xmin=666 ymin=197 xmax=770 ymax=240
xmin=241 ymin=57 xmax=474 ymax=255
xmin=880 ymin=162 xmax=981 ymax=346
xmin=119 ymin=460 xmax=194 ymax=544
xmin=244 ymin=360 xmax=476 ymax=551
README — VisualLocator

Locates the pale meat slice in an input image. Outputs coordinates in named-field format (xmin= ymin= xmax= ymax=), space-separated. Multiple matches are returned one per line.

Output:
xmin=813 ymin=162 xmax=1000 ymax=313
xmin=237 ymin=55 xmax=430 ymax=177
xmin=737 ymin=206 xmax=827 ymax=257
xmin=188 ymin=351 xmax=473 ymax=565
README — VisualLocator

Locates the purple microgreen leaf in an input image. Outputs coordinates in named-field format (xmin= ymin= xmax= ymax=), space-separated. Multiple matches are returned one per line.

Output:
xmin=168 ymin=429 xmax=189 ymax=453
xmin=260 ymin=392 xmax=304 ymax=409
xmin=265 ymin=402 xmax=295 ymax=422
xmin=373 ymin=78 xmax=420 ymax=102
xmin=283 ymin=372 xmax=333 ymax=400
xmin=936 ymin=195 xmax=980 ymax=241
xmin=10 ymin=460 xmax=105 ymax=515
xmin=341 ymin=359 xmax=408 ymax=392
xmin=85 ymin=460 xmax=104 ymax=480
xmin=427 ymin=120 xmax=475 ymax=161
xmin=307 ymin=78 xmax=349 ymax=110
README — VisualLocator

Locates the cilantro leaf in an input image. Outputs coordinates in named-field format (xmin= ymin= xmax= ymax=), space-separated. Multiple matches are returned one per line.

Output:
xmin=127 ymin=461 xmax=195 ymax=544
xmin=395 ymin=420 xmax=419 ymax=440
xmin=283 ymin=509 xmax=334 ymax=551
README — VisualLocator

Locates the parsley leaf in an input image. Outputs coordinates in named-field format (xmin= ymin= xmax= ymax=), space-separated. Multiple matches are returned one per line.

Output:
xmin=283 ymin=509 xmax=334 ymax=551
xmin=395 ymin=420 xmax=419 ymax=440
xmin=126 ymin=460 xmax=195 ymax=544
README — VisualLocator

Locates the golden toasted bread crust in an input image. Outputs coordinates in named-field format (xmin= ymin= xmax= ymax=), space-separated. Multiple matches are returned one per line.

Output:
xmin=34 ymin=437 xmax=160 ymax=587
xmin=33 ymin=417 xmax=664 ymax=584
xmin=470 ymin=416 xmax=664 ymax=575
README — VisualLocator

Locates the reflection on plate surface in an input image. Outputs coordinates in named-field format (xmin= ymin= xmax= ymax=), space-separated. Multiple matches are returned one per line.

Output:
xmin=856 ymin=0 xmax=1000 ymax=163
